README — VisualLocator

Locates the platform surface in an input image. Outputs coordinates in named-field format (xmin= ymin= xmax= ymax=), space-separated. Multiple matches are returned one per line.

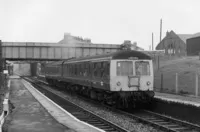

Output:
xmin=155 ymin=92 xmax=200 ymax=107
xmin=3 ymin=78 xmax=74 ymax=132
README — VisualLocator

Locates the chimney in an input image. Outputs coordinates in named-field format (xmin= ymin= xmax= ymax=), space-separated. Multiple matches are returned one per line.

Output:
xmin=166 ymin=31 xmax=169 ymax=36
xmin=64 ymin=33 xmax=71 ymax=40
xmin=124 ymin=40 xmax=131 ymax=44
xmin=133 ymin=42 xmax=137 ymax=46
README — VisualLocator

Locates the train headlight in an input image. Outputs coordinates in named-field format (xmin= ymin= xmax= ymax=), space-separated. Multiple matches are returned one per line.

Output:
xmin=147 ymin=81 xmax=151 ymax=86
xmin=117 ymin=81 xmax=121 ymax=86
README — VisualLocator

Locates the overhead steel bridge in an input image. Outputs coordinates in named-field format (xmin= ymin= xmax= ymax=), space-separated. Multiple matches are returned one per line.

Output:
xmin=2 ymin=42 xmax=120 ymax=61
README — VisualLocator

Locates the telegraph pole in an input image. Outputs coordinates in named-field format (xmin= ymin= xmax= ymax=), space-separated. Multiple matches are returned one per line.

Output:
xmin=160 ymin=19 xmax=162 ymax=42
xmin=152 ymin=33 xmax=154 ymax=50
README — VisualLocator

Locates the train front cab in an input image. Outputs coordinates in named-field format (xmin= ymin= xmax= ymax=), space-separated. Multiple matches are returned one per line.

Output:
xmin=110 ymin=57 xmax=154 ymax=97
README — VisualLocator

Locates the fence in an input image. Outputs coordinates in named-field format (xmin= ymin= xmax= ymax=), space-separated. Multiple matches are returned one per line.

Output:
xmin=152 ymin=53 xmax=200 ymax=96
xmin=154 ymin=71 xmax=200 ymax=96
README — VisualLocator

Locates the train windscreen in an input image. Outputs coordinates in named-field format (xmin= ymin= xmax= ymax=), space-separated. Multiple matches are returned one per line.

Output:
xmin=117 ymin=61 xmax=133 ymax=76
xmin=135 ymin=61 xmax=150 ymax=76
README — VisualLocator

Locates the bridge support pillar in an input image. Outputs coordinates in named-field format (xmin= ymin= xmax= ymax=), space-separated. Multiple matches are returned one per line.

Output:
xmin=30 ymin=62 xmax=37 ymax=76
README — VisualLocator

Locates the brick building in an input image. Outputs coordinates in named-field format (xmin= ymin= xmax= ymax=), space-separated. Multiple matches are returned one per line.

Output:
xmin=58 ymin=33 xmax=144 ymax=51
xmin=156 ymin=30 xmax=200 ymax=56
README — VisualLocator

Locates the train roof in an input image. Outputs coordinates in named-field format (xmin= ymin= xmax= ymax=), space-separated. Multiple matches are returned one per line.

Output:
xmin=46 ymin=50 xmax=151 ymax=66
xmin=66 ymin=50 xmax=151 ymax=63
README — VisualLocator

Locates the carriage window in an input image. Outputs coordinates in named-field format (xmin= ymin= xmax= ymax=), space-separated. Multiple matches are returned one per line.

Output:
xmin=93 ymin=63 xmax=98 ymax=77
xmin=135 ymin=61 xmax=150 ymax=75
xmin=117 ymin=61 xmax=133 ymax=76
xmin=102 ymin=62 xmax=110 ymax=78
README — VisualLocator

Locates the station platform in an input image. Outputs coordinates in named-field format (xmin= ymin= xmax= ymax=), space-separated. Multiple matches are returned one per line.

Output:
xmin=3 ymin=76 xmax=104 ymax=132
xmin=154 ymin=91 xmax=200 ymax=125
xmin=155 ymin=92 xmax=200 ymax=107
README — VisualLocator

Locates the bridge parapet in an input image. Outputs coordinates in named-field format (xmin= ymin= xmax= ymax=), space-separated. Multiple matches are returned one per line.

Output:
xmin=2 ymin=42 xmax=120 ymax=61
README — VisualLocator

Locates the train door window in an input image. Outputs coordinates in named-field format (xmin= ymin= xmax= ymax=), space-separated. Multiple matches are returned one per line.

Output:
xmin=66 ymin=64 xmax=69 ymax=76
xmin=69 ymin=64 xmax=71 ymax=76
xmin=74 ymin=64 xmax=77 ymax=76
xmin=79 ymin=63 xmax=81 ymax=76
xmin=97 ymin=62 xmax=102 ymax=78
xmin=88 ymin=62 xmax=91 ymax=77
xmin=68 ymin=65 xmax=70 ymax=76
xmin=107 ymin=63 xmax=110 ymax=75
xmin=85 ymin=63 xmax=89 ymax=77
xmin=77 ymin=63 xmax=80 ymax=76
xmin=81 ymin=63 xmax=84 ymax=76
xmin=69 ymin=64 xmax=72 ymax=76
xmin=72 ymin=64 xmax=75 ymax=76
xmin=63 ymin=64 xmax=66 ymax=76
xmin=72 ymin=64 xmax=74 ymax=75
xmin=67 ymin=65 xmax=69 ymax=75
xmin=90 ymin=63 xmax=93 ymax=77
xmin=100 ymin=62 xmax=104 ymax=78
xmin=102 ymin=62 xmax=109 ymax=78
xmin=93 ymin=63 xmax=98 ymax=77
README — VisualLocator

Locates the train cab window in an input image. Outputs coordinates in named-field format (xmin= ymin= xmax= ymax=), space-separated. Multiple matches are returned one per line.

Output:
xmin=135 ymin=61 xmax=150 ymax=76
xmin=117 ymin=61 xmax=133 ymax=76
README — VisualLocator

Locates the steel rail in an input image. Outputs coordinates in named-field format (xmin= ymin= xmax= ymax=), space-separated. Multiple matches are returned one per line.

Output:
xmin=32 ymin=77 xmax=200 ymax=132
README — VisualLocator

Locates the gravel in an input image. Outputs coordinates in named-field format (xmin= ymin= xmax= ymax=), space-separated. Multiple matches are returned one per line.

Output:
xmin=41 ymin=84 xmax=164 ymax=132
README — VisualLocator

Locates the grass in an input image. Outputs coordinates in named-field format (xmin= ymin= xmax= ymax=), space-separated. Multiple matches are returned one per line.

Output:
xmin=154 ymin=56 xmax=200 ymax=96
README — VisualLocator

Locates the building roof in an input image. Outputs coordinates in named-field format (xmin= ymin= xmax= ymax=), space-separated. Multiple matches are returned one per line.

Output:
xmin=63 ymin=50 xmax=151 ymax=63
xmin=192 ymin=32 xmax=200 ymax=38
xmin=177 ymin=32 xmax=200 ymax=43
xmin=177 ymin=34 xmax=193 ymax=43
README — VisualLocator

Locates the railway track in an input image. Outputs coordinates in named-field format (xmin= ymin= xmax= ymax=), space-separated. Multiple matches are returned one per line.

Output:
xmin=28 ymin=77 xmax=200 ymax=132
xmin=117 ymin=109 xmax=200 ymax=132
xmin=23 ymin=77 xmax=129 ymax=132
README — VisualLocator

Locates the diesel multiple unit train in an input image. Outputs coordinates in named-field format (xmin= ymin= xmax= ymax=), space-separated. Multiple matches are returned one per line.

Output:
xmin=44 ymin=50 xmax=154 ymax=108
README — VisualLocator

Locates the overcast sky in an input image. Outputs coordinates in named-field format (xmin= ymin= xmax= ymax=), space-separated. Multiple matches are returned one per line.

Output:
xmin=1 ymin=0 xmax=200 ymax=50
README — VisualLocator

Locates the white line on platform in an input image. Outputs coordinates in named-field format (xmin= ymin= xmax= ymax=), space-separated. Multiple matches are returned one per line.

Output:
xmin=155 ymin=96 xmax=200 ymax=107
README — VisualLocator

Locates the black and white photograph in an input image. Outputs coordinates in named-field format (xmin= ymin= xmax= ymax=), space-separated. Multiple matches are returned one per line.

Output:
xmin=0 ymin=0 xmax=200 ymax=132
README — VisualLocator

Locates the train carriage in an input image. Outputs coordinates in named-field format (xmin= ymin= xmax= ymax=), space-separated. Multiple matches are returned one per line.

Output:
xmin=45 ymin=50 xmax=154 ymax=108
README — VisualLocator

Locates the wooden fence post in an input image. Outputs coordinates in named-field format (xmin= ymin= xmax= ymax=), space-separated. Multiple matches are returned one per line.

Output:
xmin=196 ymin=73 xmax=198 ymax=97
xmin=175 ymin=73 xmax=178 ymax=94
xmin=161 ymin=73 xmax=163 ymax=91
xmin=157 ymin=56 xmax=160 ymax=70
